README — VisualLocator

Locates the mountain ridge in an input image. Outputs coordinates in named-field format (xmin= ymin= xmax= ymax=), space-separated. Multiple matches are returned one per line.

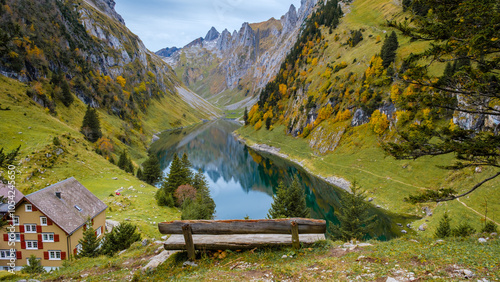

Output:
xmin=156 ymin=0 xmax=319 ymax=111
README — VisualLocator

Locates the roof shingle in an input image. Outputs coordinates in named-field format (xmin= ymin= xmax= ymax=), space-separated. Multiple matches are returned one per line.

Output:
xmin=25 ymin=177 xmax=107 ymax=235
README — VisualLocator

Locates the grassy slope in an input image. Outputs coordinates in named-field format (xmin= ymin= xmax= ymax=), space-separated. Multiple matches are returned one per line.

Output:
xmin=0 ymin=75 xmax=208 ymax=237
xmin=3 ymin=235 xmax=498 ymax=281
xmin=238 ymin=0 xmax=499 ymax=234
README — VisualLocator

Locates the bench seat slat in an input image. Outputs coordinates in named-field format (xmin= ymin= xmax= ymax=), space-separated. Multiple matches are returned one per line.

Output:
xmin=158 ymin=218 xmax=326 ymax=235
xmin=163 ymin=234 xmax=326 ymax=250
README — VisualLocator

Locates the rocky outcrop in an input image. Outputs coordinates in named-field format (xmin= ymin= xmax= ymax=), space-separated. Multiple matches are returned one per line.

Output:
xmin=156 ymin=47 xmax=179 ymax=58
xmin=205 ymin=27 xmax=220 ymax=42
xmin=351 ymin=109 xmax=370 ymax=127
xmin=84 ymin=0 xmax=125 ymax=25
xmin=281 ymin=5 xmax=298 ymax=34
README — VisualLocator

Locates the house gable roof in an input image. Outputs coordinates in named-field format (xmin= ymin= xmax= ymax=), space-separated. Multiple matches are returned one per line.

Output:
xmin=0 ymin=183 xmax=24 ymax=213
xmin=25 ymin=177 xmax=107 ymax=235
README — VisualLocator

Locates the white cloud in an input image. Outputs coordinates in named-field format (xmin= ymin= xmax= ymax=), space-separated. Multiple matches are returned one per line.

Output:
xmin=114 ymin=0 xmax=301 ymax=51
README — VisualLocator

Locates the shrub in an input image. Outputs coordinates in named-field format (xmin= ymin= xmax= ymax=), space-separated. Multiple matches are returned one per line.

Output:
xmin=452 ymin=222 xmax=476 ymax=237
xmin=175 ymin=185 xmax=197 ymax=206
xmin=155 ymin=189 xmax=174 ymax=207
xmin=22 ymin=255 xmax=45 ymax=274
xmin=481 ymin=221 xmax=498 ymax=233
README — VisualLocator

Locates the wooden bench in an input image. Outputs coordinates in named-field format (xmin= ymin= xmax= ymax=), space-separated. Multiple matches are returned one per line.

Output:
xmin=158 ymin=218 xmax=326 ymax=260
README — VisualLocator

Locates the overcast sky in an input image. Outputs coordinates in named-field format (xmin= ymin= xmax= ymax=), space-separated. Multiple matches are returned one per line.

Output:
xmin=114 ymin=0 xmax=302 ymax=52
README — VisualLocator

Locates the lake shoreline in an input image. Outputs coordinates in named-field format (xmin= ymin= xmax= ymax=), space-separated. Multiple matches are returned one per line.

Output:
xmin=232 ymin=132 xmax=352 ymax=194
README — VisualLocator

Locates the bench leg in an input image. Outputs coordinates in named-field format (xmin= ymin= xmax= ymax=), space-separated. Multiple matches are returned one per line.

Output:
xmin=291 ymin=221 xmax=300 ymax=249
xmin=182 ymin=224 xmax=196 ymax=260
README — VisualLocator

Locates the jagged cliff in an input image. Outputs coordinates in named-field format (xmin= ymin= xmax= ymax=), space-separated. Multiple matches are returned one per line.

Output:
xmin=157 ymin=0 xmax=318 ymax=110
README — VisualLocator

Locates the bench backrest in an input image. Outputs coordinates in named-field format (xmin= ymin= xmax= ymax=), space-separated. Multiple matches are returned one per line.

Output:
xmin=158 ymin=218 xmax=326 ymax=235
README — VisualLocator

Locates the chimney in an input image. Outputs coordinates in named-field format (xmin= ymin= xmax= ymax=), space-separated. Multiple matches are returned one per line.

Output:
xmin=55 ymin=192 xmax=61 ymax=199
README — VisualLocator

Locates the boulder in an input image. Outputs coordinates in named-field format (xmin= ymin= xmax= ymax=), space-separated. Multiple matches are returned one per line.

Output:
xmin=142 ymin=250 xmax=178 ymax=271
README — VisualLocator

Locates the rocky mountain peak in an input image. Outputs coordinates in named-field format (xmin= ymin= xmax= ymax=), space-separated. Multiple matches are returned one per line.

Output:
xmin=85 ymin=0 xmax=125 ymax=25
xmin=184 ymin=37 xmax=204 ymax=48
xmin=281 ymin=4 xmax=298 ymax=34
xmin=156 ymin=47 xmax=179 ymax=58
xmin=216 ymin=29 xmax=233 ymax=52
xmin=205 ymin=27 xmax=220 ymax=41
xmin=237 ymin=22 xmax=256 ymax=47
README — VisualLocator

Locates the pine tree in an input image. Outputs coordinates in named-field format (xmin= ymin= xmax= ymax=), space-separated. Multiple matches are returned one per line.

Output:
xmin=78 ymin=222 xmax=101 ymax=258
xmin=435 ymin=213 xmax=451 ymax=238
xmin=161 ymin=154 xmax=188 ymax=201
xmin=380 ymin=31 xmax=399 ymax=68
xmin=180 ymin=152 xmax=193 ymax=184
xmin=60 ymin=79 xmax=74 ymax=107
xmin=243 ymin=107 xmax=249 ymax=125
xmin=80 ymin=105 xmax=102 ymax=143
xmin=141 ymin=154 xmax=162 ymax=184
xmin=267 ymin=176 xmax=309 ymax=219
xmin=386 ymin=0 xmax=500 ymax=202
xmin=136 ymin=168 xmax=143 ymax=180
xmin=182 ymin=169 xmax=216 ymax=220
xmin=22 ymin=255 xmax=45 ymax=274
xmin=101 ymin=222 xmax=141 ymax=256
xmin=329 ymin=183 xmax=377 ymax=241
xmin=117 ymin=151 xmax=128 ymax=170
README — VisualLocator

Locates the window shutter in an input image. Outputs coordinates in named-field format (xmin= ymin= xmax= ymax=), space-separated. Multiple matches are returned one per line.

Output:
xmin=83 ymin=225 xmax=86 ymax=231
xmin=36 ymin=225 xmax=42 ymax=233
xmin=47 ymin=218 xmax=53 ymax=225
xmin=38 ymin=234 xmax=43 ymax=249
xmin=61 ymin=252 xmax=66 ymax=260
xmin=21 ymin=234 xmax=25 ymax=249
xmin=91 ymin=218 xmax=94 ymax=225
xmin=3 ymin=234 xmax=8 ymax=241
xmin=20 ymin=225 xmax=25 ymax=233
xmin=16 ymin=251 xmax=22 ymax=259
xmin=44 ymin=251 xmax=49 ymax=260
xmin=54 ymin=234 xmax=60 ymax=242
xmin=95 ymin=230 xmax=97 ymax=236
xmin=32 ymin=205 xmax=38 ymax=211
xmin=73 ymin=248 xmax=77 ymax=255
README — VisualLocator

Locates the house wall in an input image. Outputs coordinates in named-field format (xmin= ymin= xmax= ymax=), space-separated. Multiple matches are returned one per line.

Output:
xmin=0 ymin=200 xmax=106 ymax=271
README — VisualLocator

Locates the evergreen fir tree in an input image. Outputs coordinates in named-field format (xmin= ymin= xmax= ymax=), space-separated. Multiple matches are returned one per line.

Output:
xmin=136 ymin=168 xmax=143 ymax=180
xmin=141 ymin=154 xmax=162 ymax=184
xmin=161 ymin=154 xmax=189 ymax=201
xmin=380 ymin=31 xmax=399 ymax=68
xmin=78 ymin=222 xmax=101 ymax=258
xmin=243 ymin=107 xmax=249 ymax=125
xmin=80 ymin=105 xmax=102 ymax=143
xmin=117 ymin=151 xmax=128 ymax=170
xmin=180 ymin=152 xmax=193 ymax=183
xmin=435 ymin=213 xmax=452 ymax=238
xmin=386 ymin=0 xmax=500 ymax=202
xmin=267 ymin=176 xmax=309 ymax=219
xmin=60 ymin=79 xmax=74 ymax=107
xmin=22 ymin=255 xmax=45 ymax=274
xmin=329 ymin=183 xmax=376 ymax=241
xmin=182 ymin=169 xmax=216 ymax=220
xmin=101 ymin=222 xmax=141 ymax=256
xmin=126 ymin=161 xmax=134 ymax=174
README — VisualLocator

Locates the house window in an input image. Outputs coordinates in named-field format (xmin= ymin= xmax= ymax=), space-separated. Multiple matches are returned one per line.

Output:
xmin=49 ymin=251 xmax=61 ymax=260
xmin=13 ymin=216 xmax=19 ymax=226
xmin=95 ymin=226 xmax=102 ymax=237
xmin=26 ymin=241 xmax=38 ymax=250
xmin=40 ymin=217 xmax=47 ymax=226
xmin=0 ymin=250 xmax=13 ymax=260
xmin=42 ymin=233 xmax=54 ymax=242
xmin=25 ymin=224 xmax=37 ymax=233
xmin=25 ymin=204 xmax=33 ymax=212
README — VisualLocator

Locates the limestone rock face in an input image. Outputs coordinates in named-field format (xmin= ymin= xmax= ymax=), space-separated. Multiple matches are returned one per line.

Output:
xmin=159 ymin=0 xmax=319 ymax=110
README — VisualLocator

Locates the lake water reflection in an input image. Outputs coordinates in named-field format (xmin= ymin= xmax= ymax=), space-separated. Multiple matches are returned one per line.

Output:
xmin=150 ymin=119 xmax=413 ymax=240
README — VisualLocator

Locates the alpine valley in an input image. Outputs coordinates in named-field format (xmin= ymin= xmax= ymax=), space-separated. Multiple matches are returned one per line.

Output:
xmin=0 ymin=0 xmax=499 ymax=280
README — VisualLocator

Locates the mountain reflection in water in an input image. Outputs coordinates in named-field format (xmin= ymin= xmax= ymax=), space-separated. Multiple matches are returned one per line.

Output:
xmin=150 ymin=119 xmax=415 ymax=240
